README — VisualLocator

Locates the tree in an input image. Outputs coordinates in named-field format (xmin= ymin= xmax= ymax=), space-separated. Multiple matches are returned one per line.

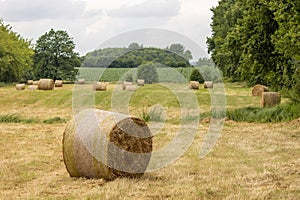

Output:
xmin=0 ymin=20 xmax=34 ymax=82
xmin=207 ymin=0 xmax=298 ymax=90
xmin=34 ymin=29 xmax=80 ymax=81
xmin=166 ymin=43 xmax=193 ymax=61
xmin=190 ymin=69 xmax=204 ymax=83
xmin=137 ymin=62 xmax=158 ymax=84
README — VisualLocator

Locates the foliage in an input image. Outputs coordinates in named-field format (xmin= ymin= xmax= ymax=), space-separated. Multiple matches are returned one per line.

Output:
xmin=34 ymin=29 xmax=80 ymax=81
xmin=197 ymin=58 xmax=214 ymax=66
xmin=43 ymin=117 xmax=67 ymax=124
xmin=199 ymin=65 xmax=223 ymax=82
xmin=165 ymin=43 xmax=193 ymax=61
xmin=0 ymin=114 xmax=35 ymax=123
xmin=82 ymin=43 xmax=191 ymax=68
xmin=137 ymin=63 xmax=158 ymax=84
xmin=289 ymin=60 xmax=300 ymax=101
xmin=226 ymin=102 xmax=300 ymax=123
xmin=190 ymin=68 xmax=204 ymax=83
xmin=0 ymin=20 xmax=34 ymax=82
xmin=125 ymin=73 xmax=133 ymax=82
xmin=207 ymin=0 xmax=299 ymax=90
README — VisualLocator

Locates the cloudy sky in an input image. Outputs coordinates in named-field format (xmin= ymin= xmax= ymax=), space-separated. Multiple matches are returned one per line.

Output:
xmin=0 ymin=0 xmax=219 ymax=59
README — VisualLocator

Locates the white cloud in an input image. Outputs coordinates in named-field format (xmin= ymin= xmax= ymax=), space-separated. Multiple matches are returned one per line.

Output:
xmin=1 ymin=0 xmax=219 ymax=58
xmin=0 ymin=0 xmax=94 ymax=21
xmin=108 ymin=0 xmax=181 ymax=18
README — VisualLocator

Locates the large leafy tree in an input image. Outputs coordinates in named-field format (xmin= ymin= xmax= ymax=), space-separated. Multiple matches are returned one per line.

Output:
xmin=34 ymin=29 xmax=80 ymax=81
xmin=207 ymin=0 xmax=299 ymax=92
xmin=0 ymin=20 xmax=34 ymax=82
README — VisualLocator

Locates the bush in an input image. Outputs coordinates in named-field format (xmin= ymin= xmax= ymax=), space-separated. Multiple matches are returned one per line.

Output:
xmin=137 ymin=62 xmax=158 ymax=84
xmin=199 ymin=65 xmax=223 ymax=82
xmin=125 ymin=73 xmax=134 ymax=82
xmin=290 ymin=63 xmax=300 ymax=102
xmin=190 ymin=68 xmax=204 ymax=83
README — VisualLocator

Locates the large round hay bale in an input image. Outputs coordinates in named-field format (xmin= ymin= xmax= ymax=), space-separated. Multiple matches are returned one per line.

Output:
xmin=137 ymin=79 xmax=145 ymax=86
xmin=93 ymin=82 xmax=107 ymax=91
xmin=252 ymin=84 xmax=269 ymax=96
xmin=28 ymin=85 xmax=38 ymax=90
xmin=55 ymin=80 xmax=63 ymax=87
xmin=33 ymin=81 xmax=39 ymax=86
xmin=204 ymin=81 xmax=213 ymax=89
xmin=63 ymin=109 xmax=152 ymax=180
xmin=261 ymin=92 xmax=281 ymax=107
xmin=126 ymin=85 xmax=137 ymax=91
xmin=27 ymin=80 xmax=33 ymax=85
xmin=78 ymin=79 xmax=85 ymax=85
xmin=122 ymin=82 xmax=133 ymax=90
xmin=189 ymin=81 xmax=199 ymax=89
xmin=16 ymin=84 xmax=25 ymax=90
xmin=38 ymin=79 xmax=54 ymax=90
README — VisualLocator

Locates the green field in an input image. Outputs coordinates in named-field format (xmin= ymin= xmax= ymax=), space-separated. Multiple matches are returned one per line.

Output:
xmin=0 ymin=83 xmax=299 ymax=199
xmin=77 ymin=67 xmax=197 ymax=82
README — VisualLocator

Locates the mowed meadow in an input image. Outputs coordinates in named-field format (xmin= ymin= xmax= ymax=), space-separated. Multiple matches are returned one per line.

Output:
xmin=0 ymin=81 xmax=300 ymax=199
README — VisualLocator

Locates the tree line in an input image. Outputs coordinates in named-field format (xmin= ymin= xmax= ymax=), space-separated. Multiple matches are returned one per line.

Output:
xmin=207 ymin=0 xmax=299 ymax=100
xmin=81 ymin=43 xmax=193 ymax=68
xmin=0 ymin=20 xmax=81 ymax=82
xmin=0 ymin=20 xmax=199 ymax=83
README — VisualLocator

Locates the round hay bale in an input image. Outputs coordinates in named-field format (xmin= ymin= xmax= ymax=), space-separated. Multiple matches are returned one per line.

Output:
xmin=28 ymin=85 xmax=38 ymax=90
xmin=63 ymin=109 xmax=152 ymax=180
xmin=122 ymin=82 xmax=133 ymax=90
xmin=78 ymin=79 xmax=85 ymax=85
xmin=126 ymin=85 xmax=137 ymax=91
xmin=16 ymin=84 xmax=25 ymax=90
xmin=55 ymin=80 xmax=63 ymax=87
xmin=204 ymin=81 xmax=213 ymax=89
xmin=137 ymin=79 xmax=145 ymax=86
xmin=252 ymin=84 xmax=269 ymax=96
xmin=93 ymin=82 xmax=107 ymax=91
xmin=27 ymin=80 xmax=33 ymax=85
xmin=33 ymin=81 xmax=39 ymax=86
xmin=189 ymin=81 xmax=199 ymax=89
xmin=261 ymin=92 xmax=281 ymax=107
xmin=38 ymin=79 xmax=54 ymax=90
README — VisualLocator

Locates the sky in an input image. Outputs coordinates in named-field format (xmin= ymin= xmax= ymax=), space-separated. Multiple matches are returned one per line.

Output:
xmin=0 ymin=0 xmax=219 ymax=60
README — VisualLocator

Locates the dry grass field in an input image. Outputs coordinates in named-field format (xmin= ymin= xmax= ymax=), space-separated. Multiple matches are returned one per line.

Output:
xmin=0 ymin=83 xmax=299 ymax=199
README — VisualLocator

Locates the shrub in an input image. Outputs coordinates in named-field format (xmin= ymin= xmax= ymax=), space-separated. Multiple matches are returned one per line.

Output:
xmin=125 ymin=73 xmax=134 ymax=82
xmin=137 ymin=62 xmax=158 ymax=84
xmin=190 ymin=68 xmax=204 ymax=83
xmin=290 ymin=64 xmax=300 ymax=102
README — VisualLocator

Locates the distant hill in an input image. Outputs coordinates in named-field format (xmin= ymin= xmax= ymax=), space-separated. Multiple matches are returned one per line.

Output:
xmin=81 ymin=43 xmax=192 ymax=68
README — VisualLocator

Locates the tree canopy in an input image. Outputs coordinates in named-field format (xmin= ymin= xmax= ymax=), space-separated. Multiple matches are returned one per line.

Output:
xmin=82 ymin=43 xmax=192 ymax=68
xmin=33 ymin=29 xmax=80 ymax=81
xmin=207 ymin=0 xmax=299 ymax=95
xmin=0 ymin=20 xmax=34 ymax=82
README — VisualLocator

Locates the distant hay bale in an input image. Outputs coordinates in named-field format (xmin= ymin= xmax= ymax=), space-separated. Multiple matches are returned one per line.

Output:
xmin=78 ymin=79 xmax=85 ymax=85
xmin=261 ymin=92 xmax=281 ymax=107
xmin=122 ymin=82 xmax=133 ymax=90
xmin=137 ymin=79 xmax=145 ymax=86
xmin=33 ymin=81 xmax=39 ymax=86
xmin=252 ymin=84 xmax=269 ymax=96
xmin=28 ymin=85 xmax=38 ymax=90
xmin=55 ymin=80 xmax=63 ymax=87
xmin=63 ymin=108 xmax=152 ymax=180
xmin=93 ymin=82 xmax=107 ymax=91
xmin=38 ymin=79 xmax=54 ymax=90
xmin=189 ymin=81 xmax=199 ymax=89
xmin=27 ymin=80 xmax=33 ymax=85
xmin=16 ymin=84 xmax=25 ymax=90
xmin=204 ymin=81 xmax=213 ymax=89
xmin=126 ymin=85 xmax=137 ymax=91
